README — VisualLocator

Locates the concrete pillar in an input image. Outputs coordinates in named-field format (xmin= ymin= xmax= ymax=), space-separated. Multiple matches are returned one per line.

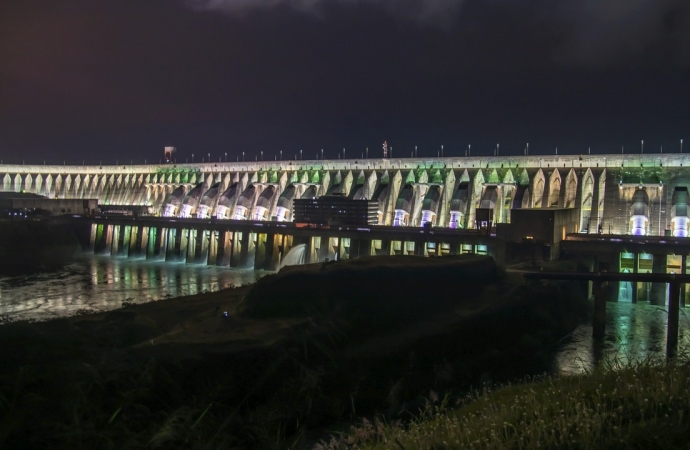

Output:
xmin=304 ymin=235 xmax=314 ymax=264
xmin=334 ymin=237 xmax=342 ymax=261
xmin=318 ymin=236 xmax=331 ymax=262
xmin=193 ymin=229 xmax=205 ymax=263
xmin=377 ymin=239 xmax=391 ymax=256
xmin=173 ymin=228 xmax=182 ymax=259
xmin=593 ymin=279 xmax=607 ymax=339
xmin=140 ymin=226 xmax=150 ymax=257
xmin=667 ymin=281 xmax=681 ymax=359
xmin=254 ymin=233 xmax=267 ymax=270
xmin=94 ymin=224 xmax=107 ymax=253
xmin=114 ymin=225 xmax=124 ymax=255
xmin=239 ymin=231 xmax=250 ymax=267
xmin=683 ymin=255 xmax=688 ymax=308
xmin=179 ymin=228 xmax=189 ymax=258
xmin=339 ymin=237 xmax=350 ymax=260
xmin=129 ymin=226 xmax=140 ymax=257
xmin=231 ymin=232 xmax=242 ymax=267
xmin=198 ymin=229 xmax=209 ymax=264
xmin=354 ymin=239 xmax=372 ymax=259
xmin=207 ymin=230 xmax=218 ymax=265
xmin=631 ymin=252 xmax=639 ymax=303
xmin=122 ymin=226 xmax=131 ymax=257
xmin=107 ymin=225 xmax=116 ymax=255
xmin=216 ymin=230 xmax=230 ymax=266
xmin=267 ymin=233 xmax=281 ymax=270
xmin=89 ymin=223 xmax=97 ymax=252
xmin=651 ymin=254 xmax=667 ymax=305
xmin=165 ymin=228 xmax=176 ymax=261
xmin=154 ymin=227 xmax=165 ymax=259
xmin=145 ymin=227 xmax=156 ymax=259
xmin=186 ymin=229 xmax=197 ymax=263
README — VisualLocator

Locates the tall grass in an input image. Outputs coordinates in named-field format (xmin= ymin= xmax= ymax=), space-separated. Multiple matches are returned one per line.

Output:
xmin=318 ymin=354 xmax=690 ymax=449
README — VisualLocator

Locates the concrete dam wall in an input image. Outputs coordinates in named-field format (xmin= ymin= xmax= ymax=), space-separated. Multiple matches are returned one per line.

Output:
xmin=2 ymin=153 xmax=689 ymax=236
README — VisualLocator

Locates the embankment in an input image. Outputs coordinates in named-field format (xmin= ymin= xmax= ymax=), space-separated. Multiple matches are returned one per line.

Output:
xmin=0 ymin=254 xmax=590 ymax=449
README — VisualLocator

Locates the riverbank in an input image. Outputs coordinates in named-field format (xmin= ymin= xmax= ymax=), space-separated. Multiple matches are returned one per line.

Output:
xmin=324 ymin=355 xmax=690 ymax=449
xmin=0 ymin=255 xmax=589 ymax=449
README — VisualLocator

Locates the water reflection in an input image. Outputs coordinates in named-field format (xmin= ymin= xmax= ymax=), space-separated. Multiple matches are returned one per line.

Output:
xmin=0 ymin=255 xmax=263 ymax=323
xmin=554 ymin=302 xmax=690 ymax=374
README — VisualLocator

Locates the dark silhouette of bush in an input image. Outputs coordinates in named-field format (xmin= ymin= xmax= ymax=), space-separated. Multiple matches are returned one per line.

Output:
xmin=242 ymin=255 xmax=498 ymax=333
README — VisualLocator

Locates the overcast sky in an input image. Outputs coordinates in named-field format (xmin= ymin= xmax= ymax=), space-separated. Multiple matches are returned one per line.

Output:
xmin=1 ymin=0 xmax=689 ymax=163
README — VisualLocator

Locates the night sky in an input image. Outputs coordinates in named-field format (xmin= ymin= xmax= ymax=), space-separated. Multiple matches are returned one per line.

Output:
xmin=1 ymin=0 xmax=689 ymax=164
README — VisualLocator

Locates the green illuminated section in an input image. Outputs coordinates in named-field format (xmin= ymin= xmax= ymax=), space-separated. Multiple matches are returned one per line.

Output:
xmin=487 ymin=169 xmax=500 ymax=184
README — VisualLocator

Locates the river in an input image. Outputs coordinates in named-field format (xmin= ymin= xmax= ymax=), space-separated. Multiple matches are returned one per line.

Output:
xmin=1 ymin=257 xmax=689 ymax=374
xmin=0 ymin=254 xmax=263 ymax=323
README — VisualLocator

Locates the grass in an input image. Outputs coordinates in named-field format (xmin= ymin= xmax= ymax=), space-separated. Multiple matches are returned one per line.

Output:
xmin=318 ymin=355 xmax=690 ymax=449
xmin=0 ymin=255 xmax=592 ymax=449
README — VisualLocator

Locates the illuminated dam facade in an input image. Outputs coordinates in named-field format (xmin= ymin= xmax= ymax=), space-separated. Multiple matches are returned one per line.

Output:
xmin=2 ymin=153 xmax=689 ymax=236
xmin=7 ymin=154 xmax=690 ymax=305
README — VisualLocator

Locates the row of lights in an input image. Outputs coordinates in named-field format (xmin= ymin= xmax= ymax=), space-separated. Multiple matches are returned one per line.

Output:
xmin=3 ymin=139 xmax=685 ymax=165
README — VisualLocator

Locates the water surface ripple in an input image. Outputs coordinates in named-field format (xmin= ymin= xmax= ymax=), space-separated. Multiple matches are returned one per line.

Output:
xmin=0 ymin=255 xmax=262 ymax=322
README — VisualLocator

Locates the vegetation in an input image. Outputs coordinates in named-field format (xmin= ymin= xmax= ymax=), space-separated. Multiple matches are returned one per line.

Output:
xmin=0 ymin=255 xmax=590 ymax=449
xmin=320 ymin=355 xmax=690 ymax=449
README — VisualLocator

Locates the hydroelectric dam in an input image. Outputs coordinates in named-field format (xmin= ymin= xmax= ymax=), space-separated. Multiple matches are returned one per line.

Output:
xmin=4 ymin=153 xmax=690 ymax=304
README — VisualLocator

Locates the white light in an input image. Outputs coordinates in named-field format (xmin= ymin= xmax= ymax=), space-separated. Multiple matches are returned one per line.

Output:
xmin=179 ymin=204 xmax=194 ymax=218
xmin=420 ymin=210 xmax=435 ymax=227
xmin=631 ymin=215 xmax=648 ymax=236
xmin=672 ymin=216 xmax=688 ymax=237
xmin=233 ymin=205 xmax=248 ymax=220
xmin=449 ymin=211 xmax=463 ymax=229
xmin=197 ymin=205 xmax=210 ymax=219
xmin=393 ymin=209 xmax=408 ymax=226
xmin=163 ymin=203 xmax=177 ymax=217
xmin=275 ymin=206 xmax=289 ymax=222
xmin=253 ymin=206 xmax=268 ymax=221
xmin=216 ymin=205 xmax=229 ymax=219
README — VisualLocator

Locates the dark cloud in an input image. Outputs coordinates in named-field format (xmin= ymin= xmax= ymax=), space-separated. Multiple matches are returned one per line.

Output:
xmin=0 ymin=0 xmax=688 ymax=163
xmin=555 ymin=0 xmax=690 ymax=67
xmin=187 ymin=0 xmax=690 ymax=67
xmin=185 ymin=0 xmax=466 ymax=23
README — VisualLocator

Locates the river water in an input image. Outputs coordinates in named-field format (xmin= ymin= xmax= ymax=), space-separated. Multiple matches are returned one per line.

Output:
xmin=1 ymin=257 xmax=689 ymax=374
xmin=0 ymin=255 xmax=263 ymax=323
xmin=554 ymin=302 xmax=690 ymax=374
